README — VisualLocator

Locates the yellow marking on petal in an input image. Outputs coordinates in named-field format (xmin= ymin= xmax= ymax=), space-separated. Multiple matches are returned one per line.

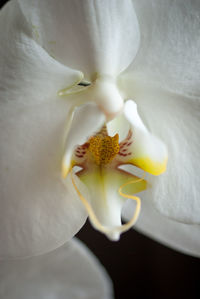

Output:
xmin=62 ymin=163 xmax=70 ymax=179
xmin=88 ymin=134 xmax=119 ymax=165
xmin=129 ymin=156 xmax=168 ymax=176
xmin=61 ymin=160 xmax=76 ymax=179
xmin=79 ymin=169 xmax=147 ymax=196
xmin=70 ymin=170 xmax=145 ymax=240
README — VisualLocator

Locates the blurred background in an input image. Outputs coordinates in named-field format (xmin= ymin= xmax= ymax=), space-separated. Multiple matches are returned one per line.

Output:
xmin=78 ymin=220 xmax=200 ymax=299
xmin=1 ymin=1 xmax=199 ymax=298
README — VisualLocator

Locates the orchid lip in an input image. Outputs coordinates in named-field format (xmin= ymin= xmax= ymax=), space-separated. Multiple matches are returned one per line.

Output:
xmin=62 ymin=124 xmax=148 ymax=239
xmin=70 ymin=169 xmax=144 ymax=241
xmin=61 ymin=100 xmax=168 ymax=239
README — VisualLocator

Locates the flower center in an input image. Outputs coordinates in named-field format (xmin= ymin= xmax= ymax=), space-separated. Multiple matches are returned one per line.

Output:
xmin=88 ymin=133 xmax=119 ymax=166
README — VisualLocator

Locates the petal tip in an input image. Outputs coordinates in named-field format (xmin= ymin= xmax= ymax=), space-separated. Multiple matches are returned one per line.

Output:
xmin=106 ymin=231 xmax=120 ymax=242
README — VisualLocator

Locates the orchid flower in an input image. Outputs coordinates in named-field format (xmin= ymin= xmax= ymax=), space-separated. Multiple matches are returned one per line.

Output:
xmin=0 ymin=0 xmax=200 ymax=259
xmin=0 ymin=238 xmax=113 ymax=299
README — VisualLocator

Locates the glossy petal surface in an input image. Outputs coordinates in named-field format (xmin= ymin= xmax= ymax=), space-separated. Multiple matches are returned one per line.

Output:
xmin=0 ymin=1 xmax=82 ymax=105
xmin=0 ymin=239 xmax=113 ymax=299
xmin=18 ymin=0 xmax=140 ymax=78
xmin=0 ymin=1 xmax=87 ymax=259
xmin=127 ymin=0 xmax=200 ymax=96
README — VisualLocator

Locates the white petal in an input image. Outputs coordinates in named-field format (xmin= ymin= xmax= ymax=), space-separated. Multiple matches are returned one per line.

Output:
xmin=0 ymin=97 xmax=89 ymax=259
xmin=0 ymin=1 xmax=82 ymax=104
xmin=18 ymin=0 xmax=140 ymax=78
xmin=123 ymin=197 xmax=200 ymax=258
xmin=123 ymin=100 xmax=168 ymax=175
xmin=125 ymin=0 xmax=200 ymax=96
xmin=121 ymin=84 xmax=200 ymax=224
xmin=0 ymin=1 xmax=88 ymax=259
xmin=62 ymin=103 xmax=105 ymax=177
xmin=0 ymin=239 xmax=113 ymax=299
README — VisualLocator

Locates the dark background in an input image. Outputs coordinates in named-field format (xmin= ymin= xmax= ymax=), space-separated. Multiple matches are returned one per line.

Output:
xmin=1 ymin=1 xmax=199 ymax=298
xmin=78 ymin=221 xmax=200 ymax=299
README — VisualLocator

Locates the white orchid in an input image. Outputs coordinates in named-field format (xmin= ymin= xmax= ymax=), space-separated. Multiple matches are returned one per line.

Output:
xmin=0 ymin=0 xmax=200 ymax=259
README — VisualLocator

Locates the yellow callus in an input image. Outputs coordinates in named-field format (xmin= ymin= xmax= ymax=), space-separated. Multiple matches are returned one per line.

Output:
xmin=88 ymin=134 xmax=119 ymax=165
